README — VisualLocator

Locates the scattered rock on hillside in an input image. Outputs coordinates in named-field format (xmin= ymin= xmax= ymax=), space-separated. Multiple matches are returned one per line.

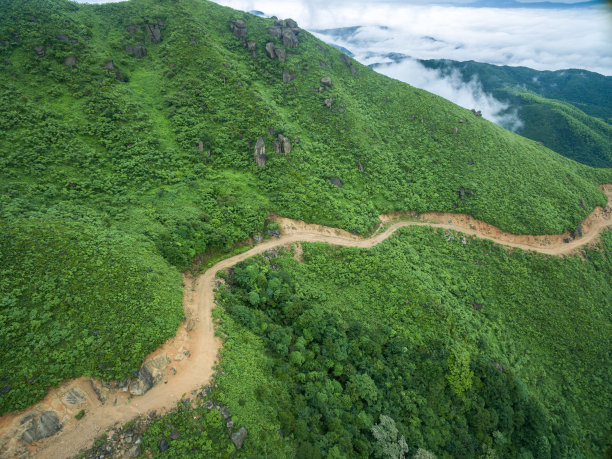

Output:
xmin=125 ymin=45 xmax=147 ymax=58
xmin=571 ymin=223 xmax=583 ymax=239
xmin=274 ymin=46 xmax=286 ymax=62
xmin=230 ymin=19 xmax=247 ymax=41
xmin=473 ymin=302 xmax=482 ymax=311
xmin=127 ymin=24 xmax=141 ymax=35
xmin=265 ymin=42 xmax=276 ymax=59
xmin=268 ymin=26 xmax=282 ymax=40
xmin=254 ymin=136 xmax=266 ymax=167
xmin=247 ymin=41 xmax=256 ymax=57
xmin=330 ymin=177 xmax=343 ymax=188
xmin=104 ymin=61 xmax=115 ymax=70
xmin=33 ymin=45 xmax=45 ymax=57
xmin=321 ymin=77 xmax=332 ymax=87
xmin=459 ymin=188 xmax=474 ymax=201
xmin=282 ymin=71 xmax=295 ymax=83
xmin=278 ymin=135 xmax=291 ymax=154
xmin=128 ymin=354 xmax=169 ymax=396
xmin=63 ymin=56 xmax=77 ymax=67
xmin=579 ymin=199 xmax=587 ymax=210
xmin=492 ymin=362 xmax=503 ymax=373
xmin=340 ymin=53 xmax=357 ymax=74
xmin=145 ymin=23 xmax=162 ymax=43
xmin=282 ymin=28 xmax=299 ymax=48
xmin=231 ymin=427 xmax=248 ymax=449
xmin=453 ymin=127 xmax=458 ymax=134
xmin=471 ymin=108 xmax=482 ymax=117
xmin=158 ymin=439 xmax=169 ymax=452
xmin=324 ymin=98 xmax=334 ymax=108
xmin=20 ymin=411 xmax=61 ymax=443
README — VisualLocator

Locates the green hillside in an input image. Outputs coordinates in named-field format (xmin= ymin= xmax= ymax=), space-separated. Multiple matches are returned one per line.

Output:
xmin=0 ymin=0 xmax=610 ymax=436
xmin=140 ymin=229 xmax=612 ymax=457
xmin=420 ymin=59 xmax=612 ymax=167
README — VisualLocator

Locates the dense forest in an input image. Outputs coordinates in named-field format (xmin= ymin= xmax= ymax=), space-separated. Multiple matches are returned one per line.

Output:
xmin=141 ymin=228 xmax=612 ymax=457
xmin=0 ymin=0 xmax=610 ymax=457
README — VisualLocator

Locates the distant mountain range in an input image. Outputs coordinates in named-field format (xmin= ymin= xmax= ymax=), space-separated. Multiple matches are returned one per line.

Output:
xmin=313 ymin=25 xmax=612 ymax=168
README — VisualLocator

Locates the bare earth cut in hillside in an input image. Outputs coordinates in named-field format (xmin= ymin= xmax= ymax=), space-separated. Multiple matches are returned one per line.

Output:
xmin=0 ymin=185 xmax=610 ymax=459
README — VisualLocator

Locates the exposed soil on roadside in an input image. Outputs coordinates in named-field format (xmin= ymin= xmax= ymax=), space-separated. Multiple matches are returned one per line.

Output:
xmin=1 ymin=185 xmax=610 ymax=459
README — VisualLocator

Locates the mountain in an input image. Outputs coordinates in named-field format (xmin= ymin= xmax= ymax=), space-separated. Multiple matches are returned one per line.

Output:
xmin=0 ymin=0 xmax=610 ymax=457
xmin=419 ymin=59 xmax=612 ymax=167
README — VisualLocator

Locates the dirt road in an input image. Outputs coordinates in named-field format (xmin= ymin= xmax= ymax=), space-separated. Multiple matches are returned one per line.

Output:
xmin=1 ymin=185 xmax=610 ymax=458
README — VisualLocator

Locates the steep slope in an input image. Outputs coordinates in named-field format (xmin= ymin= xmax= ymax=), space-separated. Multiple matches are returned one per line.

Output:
xmin=420 ymin=59 xmax=612 ymax=167
xmin=0 ymin=0 xmax=610 ymax=418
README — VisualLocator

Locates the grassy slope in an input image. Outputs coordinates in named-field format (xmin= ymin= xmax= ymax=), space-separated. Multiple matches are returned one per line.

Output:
xmin=0 ymin=0 xmax=610 ymax=415
xmin=421 ymin=59 xmax=612 ymax=167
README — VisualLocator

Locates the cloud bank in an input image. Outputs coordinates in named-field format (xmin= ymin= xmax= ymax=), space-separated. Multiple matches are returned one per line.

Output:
xmin=213 ymin=0 xmax=612 ymax=75
xmin=376 ymin=59 xmax=524 ymax=130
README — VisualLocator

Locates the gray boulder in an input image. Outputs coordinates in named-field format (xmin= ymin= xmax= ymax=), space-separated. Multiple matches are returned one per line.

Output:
xmin=265 ymin=42 xmax=276 ymax=59
xmin=282 ymin=71 xmax=295 ymax=83
xmin=129 ymin=354 xmax=168 ymax=396
xmin=21 ymin=411 xmax=61 ymax=443
xmin=277 ymin=135 xmax=291 ymax=154
xmin=231 ymin=427 xmax=248 ymax=450
xmin=145 ymin=23 xmax=162 ymax=43
xmin=63 ymin=56 xmax=76 ymax=67
xmin=330 ymin=178 xmax=343 ymax=188
xmin=254 ymin=137 xmax=266 ymax=167
xmin=323 ymin=98 xmax=334 ymax=108
xmin=274 ymin=46 xmax=286 ymax=62
xmin=268 ymin=26 xmax=282 ymax=40
xmin=230 ymin=19 xmax=247 ymax=41
xmin=127 ymin=24 xmax=141 ymax=35
xmin=104 ymin=61 xmax=115 ymax=71
xmin=125 ymin=45 xmax=147 ymax=58
xmin=321 ymin=77 xmax=332 ymax=87
xmin=282 ymin=28 xmax=299 ymax=48
xmin=33 ymin=45 xmax=45 ymax=57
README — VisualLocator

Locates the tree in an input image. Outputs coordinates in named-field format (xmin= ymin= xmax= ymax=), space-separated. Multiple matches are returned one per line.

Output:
xmin=371 ymin=415 xmax=409 ymax=459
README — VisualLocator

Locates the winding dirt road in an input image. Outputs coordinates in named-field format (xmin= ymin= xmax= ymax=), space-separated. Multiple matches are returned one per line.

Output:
xmin=1 ymin=185 xmax=610 ymax=459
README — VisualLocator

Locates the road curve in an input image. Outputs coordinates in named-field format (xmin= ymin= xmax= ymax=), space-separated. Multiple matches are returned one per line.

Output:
xmin=0 ymin=185 xmax=610 ymax=458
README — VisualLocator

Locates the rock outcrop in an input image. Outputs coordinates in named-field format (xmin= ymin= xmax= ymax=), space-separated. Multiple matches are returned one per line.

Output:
xmin=33 ymin=45 xmax=45 ymax=57
xmin=231 ymin=427 xmax=248 ymax=449
xmin=265 ymin=43 xmax=286 ymax=62
xmin=471 ymin=108 xmax=482 ymax=117
xmin=63 ymin=56 xmax=76 ymax=67
xmin=20 ymin=411 xmax=61 ymax=443
xmin=273 ymin=135 xmax=291 ymax=154
xmin=125 ymin=45 xmax=147 ymax=58
xmin=230 ymin=19 xmax=247 ymax=42
xmin=254 ymin=137 xmax=266 ymax=167
xmin=118 ymin=354 xmax=169 ymax=396
xmin=330 ymin=178 xmax=343 ymax=188
xmin=268 ymin=18 xmax=300 ymax=49
xmin=324 ymin=98 xmax=334 ymax=108
xmin=321 ymin=77 xmax=332 ymax=87
xmin=127 ymin=24 xmax=141 ymax=35
xmin=340 ymin=53 xmax=357 ymax=75
xmin=145 ymin=23 xmax=162 ymax=43
xmin=282 ymin=71 xmax=295 ymax=83
xmin=246 ymin=41 xmax=256 ymax=58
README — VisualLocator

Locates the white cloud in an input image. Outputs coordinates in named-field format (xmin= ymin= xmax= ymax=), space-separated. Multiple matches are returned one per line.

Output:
xmin=376 ymin=59 xmax=524 ymax=131
xmin=213 ymin=0 xmax=612 ymax=75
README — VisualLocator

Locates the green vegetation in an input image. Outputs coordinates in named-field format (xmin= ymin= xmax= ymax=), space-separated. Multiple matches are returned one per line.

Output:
xmin=0 ymin=0 xmax=610 ymax=428
xmin=141 ymin=399 xmax=235 ymax=457
xmin=420 ymin=59 xmax=612 ymax=167
xmin=146 ymin=227 xmax=611 ymax=457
